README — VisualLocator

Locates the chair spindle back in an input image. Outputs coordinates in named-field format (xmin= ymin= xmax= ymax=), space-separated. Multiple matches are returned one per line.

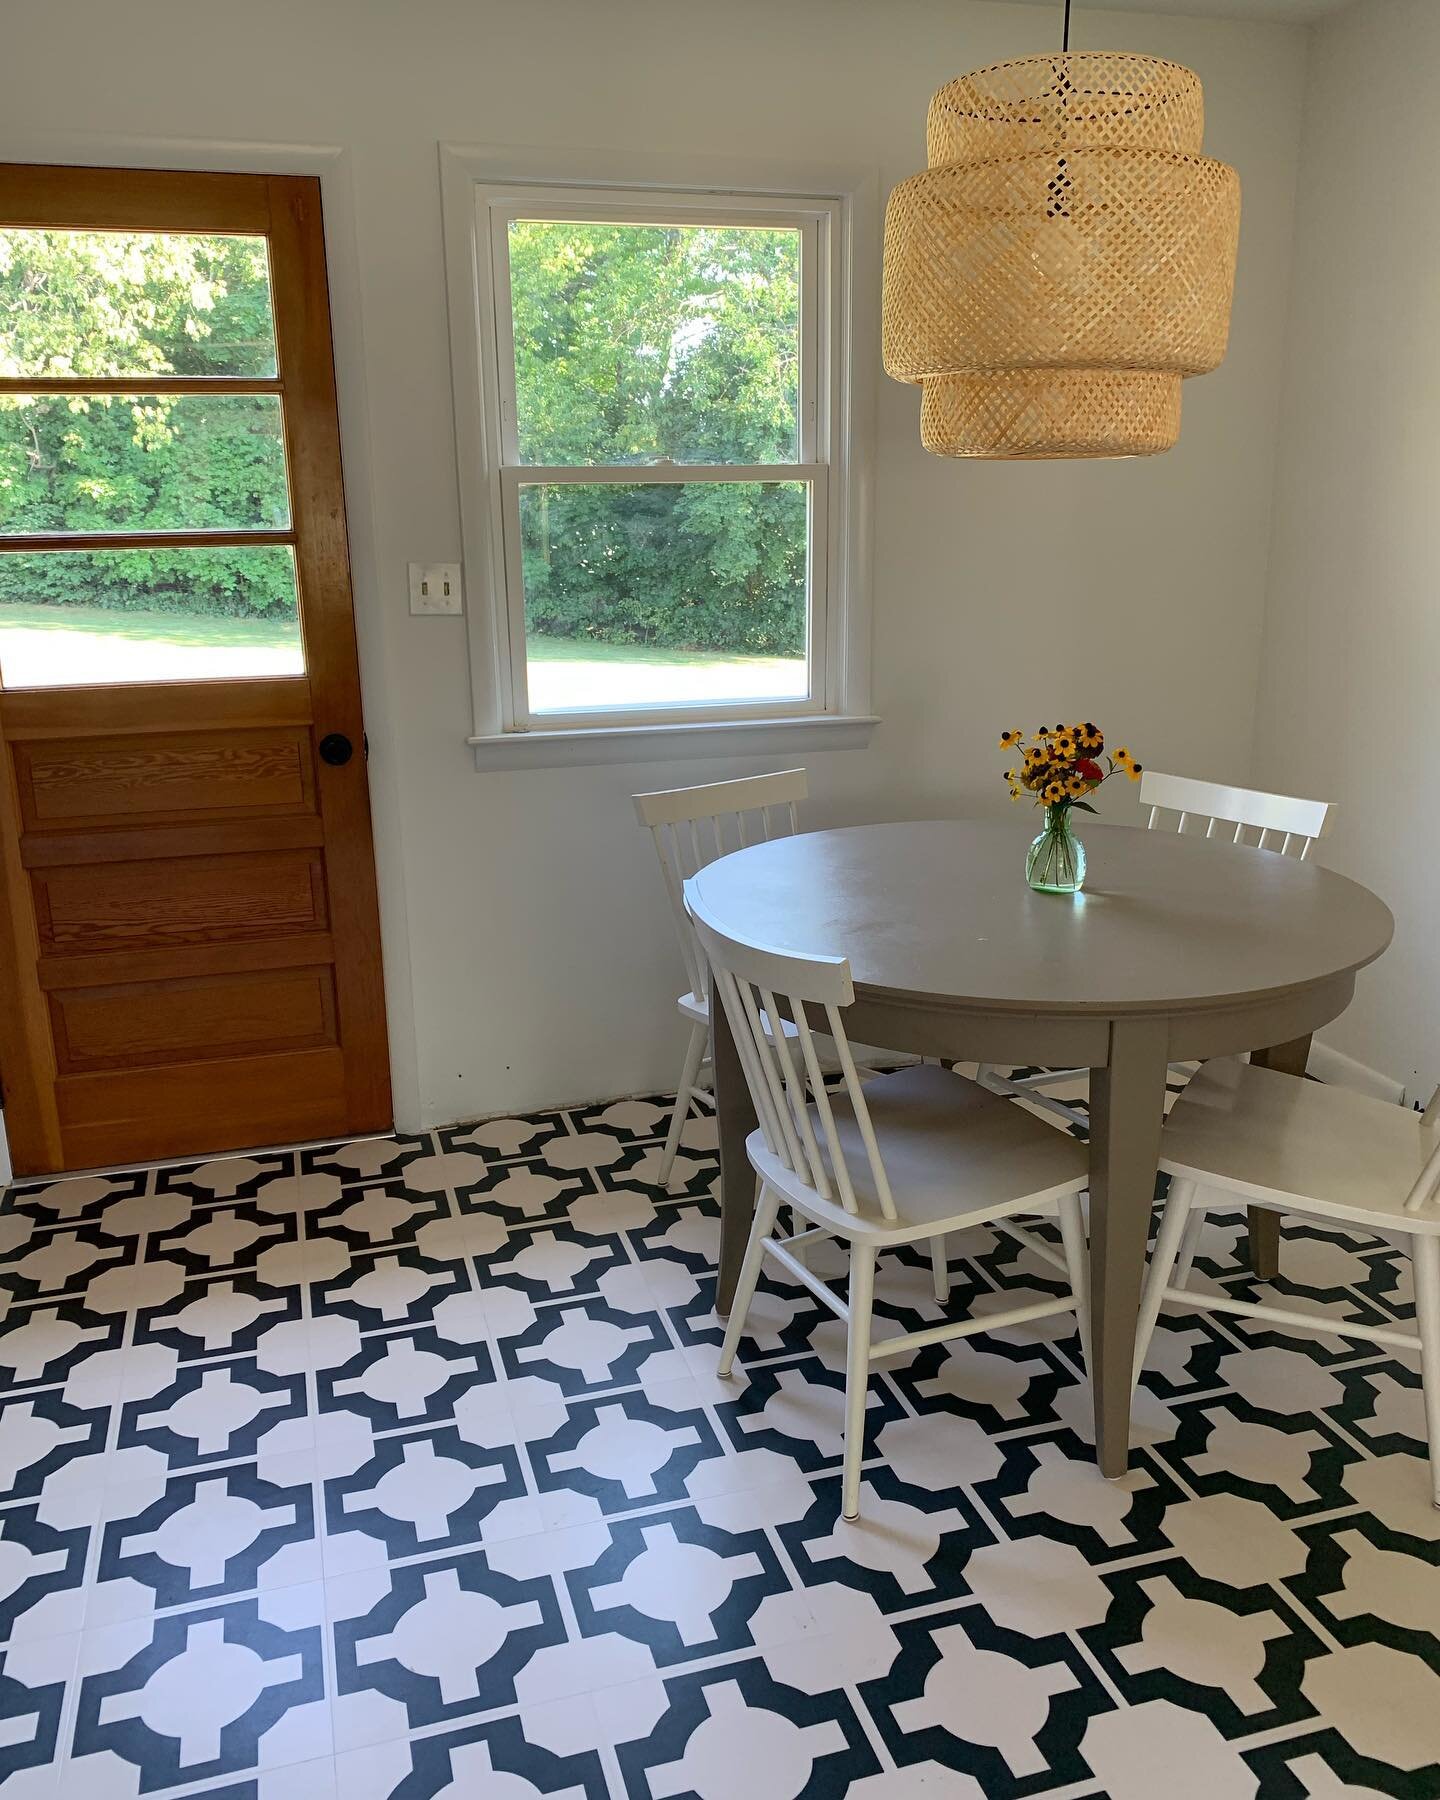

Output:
xmin=686 ymin=891 xmax=896 ymax=1221
xmin=633 ymin=770 xmax=807 ymax=1001
xmin=1139 ymin=771 xmax=1335 ymax=861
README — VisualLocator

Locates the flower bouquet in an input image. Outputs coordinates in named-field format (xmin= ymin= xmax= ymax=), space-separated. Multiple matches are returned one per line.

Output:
xmin=998 ymin=723 xmax=1143 ymax=893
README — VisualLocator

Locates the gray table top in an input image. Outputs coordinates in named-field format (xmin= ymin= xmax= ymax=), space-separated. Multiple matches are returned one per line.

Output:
xmin=689 ymin=819 xmax=1394 ymax=1016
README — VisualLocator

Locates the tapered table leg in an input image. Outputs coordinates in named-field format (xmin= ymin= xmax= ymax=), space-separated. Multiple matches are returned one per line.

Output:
xmin=712 ymin=993 xmax=758 ymax=1314
xmin=1244 ymin=1033 xmax=1313 ymax=1280
xmin=1088 ymin=1015 xmax=1171 ymax=1479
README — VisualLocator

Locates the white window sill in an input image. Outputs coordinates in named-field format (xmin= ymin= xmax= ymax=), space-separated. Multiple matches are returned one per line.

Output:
xmin=469 ymin=712 xmax=879 ymax=771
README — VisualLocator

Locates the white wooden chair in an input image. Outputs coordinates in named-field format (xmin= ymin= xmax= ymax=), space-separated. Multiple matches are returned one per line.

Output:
xmin=1135 ymin=1057 xmax=1440 ymax=1507
xmin=634 ymin=769 xmax=808 ymax=1189
xmin=979 ymin=773 xmax=1338 ymax=1128
xmin=687 ymin=886 xmax=1092 ymax=1521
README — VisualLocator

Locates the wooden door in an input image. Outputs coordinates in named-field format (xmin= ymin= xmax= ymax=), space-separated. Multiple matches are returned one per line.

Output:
xmin=0 ymin=165 xmax=390 ymax=1175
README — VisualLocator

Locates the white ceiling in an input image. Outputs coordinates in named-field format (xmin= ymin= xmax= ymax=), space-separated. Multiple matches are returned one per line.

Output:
xmin=1002 ymin=0 xmax=1353 ymax=21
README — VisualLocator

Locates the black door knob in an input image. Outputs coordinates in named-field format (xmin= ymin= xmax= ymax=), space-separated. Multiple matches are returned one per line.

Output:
xmin=318 ymin=732 xmax=353 ymax=767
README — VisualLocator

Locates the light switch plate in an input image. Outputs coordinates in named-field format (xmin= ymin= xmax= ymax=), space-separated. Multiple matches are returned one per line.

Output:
xmin=409 ymin=562 xmax=463 ymax=615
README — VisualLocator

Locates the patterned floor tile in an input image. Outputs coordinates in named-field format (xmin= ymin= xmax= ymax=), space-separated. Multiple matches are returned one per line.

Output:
xmin=92 ymin=1460 xmax=320 ymax=1622
xmin=334 ymin=1715 xmax=607 ymax=1797
xmin=0 ymin=1507 xmax=89 ymax=1644
xmin=0 ymin=1390 xmax=110 ymax=1501
xmin=529 ymin=1388 xmax=725 ymax=1516
xmin=118 ymin=1359 xmax=311 ymax=1470
xmin=779 ymin=1468 xmax=990 ymax=1612
xmin=70 ymin=1588 xmax=328 ymax=1792
xmin=863 ymin=1604 xmax=1112 ymax=1793
xmin=567 ymin=1506 xmax=791 ymax=1663
xmin=1083 ymin=1558 xmax=1324 ymax=1734
xmin=0 ymin=1224 xmax=135 ymax=1307
xmin=136 ymin=1273 xmax=303 ymax=1363
xmin=0 ymin=1634 xmax=76 ymax=1795
xmin=329 ymin=1550 xmax=565 ymax=1746
xmin=618 ymin=1658 xmax=880 ymax=1797
xmin=493 ymin=1295 xmax=675 ymax=1397
xmin=316 ymin=1327 xmax=497 ymax=1437
xmin=0 ymin=1081 xmax=1435 ymax=1798
xmin=155 ymin=1153 xmax=296 ymax=1204
xmin=298 ymin=1135 xmax=433 ymax=1188
xmin=320 ymin=1422 xmax=525 ymax=1566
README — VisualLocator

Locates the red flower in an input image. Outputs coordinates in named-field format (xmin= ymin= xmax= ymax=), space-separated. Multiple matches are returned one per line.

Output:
xmin=1074 ymin=758 xmax=1104 ymax=782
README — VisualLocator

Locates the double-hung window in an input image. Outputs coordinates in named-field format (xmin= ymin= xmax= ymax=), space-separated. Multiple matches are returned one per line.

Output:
xmin=443 ymin=155 xmax=875 ymax=765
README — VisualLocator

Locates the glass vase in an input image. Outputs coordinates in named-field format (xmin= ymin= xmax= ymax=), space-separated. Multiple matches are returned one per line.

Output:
xmin=1026 ymin=806 xmax=1086 ymax=894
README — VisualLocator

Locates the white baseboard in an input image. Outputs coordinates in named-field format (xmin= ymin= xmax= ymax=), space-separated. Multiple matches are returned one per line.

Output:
xmin=1307 ymin=1039 xmax=1406 ymax=1105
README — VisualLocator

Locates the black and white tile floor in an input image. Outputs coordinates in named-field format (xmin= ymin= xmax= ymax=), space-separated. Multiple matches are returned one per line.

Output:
xmin=0 ymin=1077 xmax=1436 ymax=1798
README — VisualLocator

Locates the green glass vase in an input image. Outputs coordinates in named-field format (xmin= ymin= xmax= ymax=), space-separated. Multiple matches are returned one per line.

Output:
xmin=1026 ymin=805 xmax=1086 ymax=894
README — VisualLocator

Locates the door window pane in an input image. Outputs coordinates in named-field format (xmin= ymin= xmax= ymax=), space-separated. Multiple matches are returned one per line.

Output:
xmin=507 ymin=222 xmax=801 ymax=466
xmin=0 ymin=547 xmax=302 ymax=687
xmin=0 ymin=393 xmax=290 ymax=534
xmin=519 ymin=480 xmax=809 ymax=713
xmin=0 ymin=230 xmax=278 ymax=379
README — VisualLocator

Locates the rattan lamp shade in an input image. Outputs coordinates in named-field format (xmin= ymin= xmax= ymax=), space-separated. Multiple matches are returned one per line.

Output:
xmin=882 ymin=53 xmax=1241 ymax=459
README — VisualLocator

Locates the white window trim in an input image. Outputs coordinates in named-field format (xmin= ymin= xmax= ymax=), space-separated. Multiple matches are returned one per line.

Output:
xmin=438 ymin=143 xmax=878 ymax=771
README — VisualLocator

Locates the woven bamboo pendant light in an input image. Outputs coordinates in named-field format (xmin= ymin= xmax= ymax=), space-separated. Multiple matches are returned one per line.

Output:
xmin=882 ymin=0 xmax=1241 ymax=459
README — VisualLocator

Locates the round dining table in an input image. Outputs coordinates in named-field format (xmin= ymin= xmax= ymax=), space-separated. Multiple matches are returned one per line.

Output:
xmin=690 ymin=817 xmax=1394 ymax=1478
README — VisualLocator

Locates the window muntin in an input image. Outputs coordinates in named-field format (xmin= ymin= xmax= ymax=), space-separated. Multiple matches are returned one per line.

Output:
xmin=480 ymin=191 xmax=835 ymax=729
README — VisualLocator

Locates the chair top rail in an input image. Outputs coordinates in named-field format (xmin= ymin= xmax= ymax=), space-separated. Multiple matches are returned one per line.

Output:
xmin=632 ymin=767 xmax=808 ymax=829
xmin=686 ymin=883 xmax=853 ymax=1007
xmin=1139 ymin=770 xmax=1334 ymax=843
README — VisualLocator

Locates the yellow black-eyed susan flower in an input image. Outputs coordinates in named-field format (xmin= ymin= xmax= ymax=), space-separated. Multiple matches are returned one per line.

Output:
xmin=1064 ymin=773 xmax=1087 ymax=797
xmin=1042 ymin=780 xmax=1068 ymax=804
xmin=1126 ymin=761 xmax=1144 ymax=782
xmin=1009 ymin=787 xmax=1022 ymax=800
xmin=1113 ymin=746 xmax=1132 ymax=765
xmin=999 ymin=729 xmax=1023 ymax=749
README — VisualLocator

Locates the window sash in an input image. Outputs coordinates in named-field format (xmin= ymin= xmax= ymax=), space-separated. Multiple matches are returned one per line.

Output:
xmin=474 ymin=185 xmax=836 ymax=731
xmin=498 ymin=467 xmax=828 ymax=729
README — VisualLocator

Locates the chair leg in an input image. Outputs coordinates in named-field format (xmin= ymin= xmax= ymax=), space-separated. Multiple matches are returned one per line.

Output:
xmin=929 ymin=1236 xmax=949 ymax=1304
xmin=717 ymin=1183 xmax=780 ymax=1377
xmin=1132 ymin=1178 xmax=1197 ymax=1386
xmin=1057 ymin=1193 xmax=1091 ymax=1368
xmin=1412 ymin=1233 xmax=1440 ymax=1510
xmin=842 ymin=1244 xmax=877 ymax=1521
xmin=657 ymin=1021 xmax=709 ymax=1191
xmin=1172 ymin=1202 xmax=1208 ymax=1291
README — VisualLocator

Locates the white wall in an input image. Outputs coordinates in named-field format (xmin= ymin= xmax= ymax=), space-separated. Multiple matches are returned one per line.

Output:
xmin=0 ymin=0 xmax=1310 ymax=1129
xmin=1255 ymin=0 xmax=1436 ymax=1102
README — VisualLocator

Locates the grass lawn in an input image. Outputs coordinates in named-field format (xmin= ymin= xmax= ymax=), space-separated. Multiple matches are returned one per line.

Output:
xmin=0 ymin=601 xmax=302 ymax=686
xmin=526 ymin=632 xmax=806 ymax=711
xmin=0 ymin=603 xmax=807 ymax=708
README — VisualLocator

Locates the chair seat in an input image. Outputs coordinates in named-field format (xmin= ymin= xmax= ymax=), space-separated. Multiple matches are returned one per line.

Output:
xmin=750 ymin=1062 xmax=1089 ymax=1243
xmin=1160 ymin=1056 xmax=1440 ymax=1234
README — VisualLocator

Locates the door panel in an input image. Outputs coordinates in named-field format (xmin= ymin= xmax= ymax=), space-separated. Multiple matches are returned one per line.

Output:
xmin=0 ymin=166 xmax=391 ymax=1174
xmin=51 ymin=965 xmax=338 ymax=1072
xmin=32 ymin=849 xmax=327 ymax=954
xmin=13 ymin=726 xmax=316 ymax=829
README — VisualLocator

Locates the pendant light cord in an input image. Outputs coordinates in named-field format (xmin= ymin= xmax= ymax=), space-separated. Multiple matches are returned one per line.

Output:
xmin=1062 ymin=0 xmax=1072 ymax=51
